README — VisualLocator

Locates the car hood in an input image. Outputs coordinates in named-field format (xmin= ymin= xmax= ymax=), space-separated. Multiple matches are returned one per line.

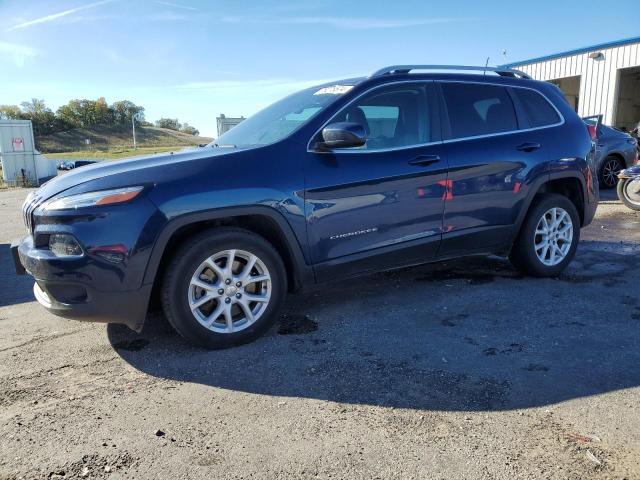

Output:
xmin=35 ymin=147 xmax=242 ymax=201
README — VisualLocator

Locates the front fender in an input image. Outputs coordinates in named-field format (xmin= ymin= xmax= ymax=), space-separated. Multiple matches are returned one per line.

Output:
xmin=141 ymin=205 xmax=315 ymax=288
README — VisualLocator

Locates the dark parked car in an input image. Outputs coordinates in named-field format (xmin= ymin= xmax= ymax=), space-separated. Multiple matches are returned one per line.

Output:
xmin=73 ymin=160 xmax=98 ymax=168
xmin=56 ymin=160 xmax=97 ymax=171
xmin=12 ymin=65 xmax=598 ymax=348
xmin=56 ymin=160 xmax=74 ymax=171
xmin=585 ymin=119 xmax=638 ymax=188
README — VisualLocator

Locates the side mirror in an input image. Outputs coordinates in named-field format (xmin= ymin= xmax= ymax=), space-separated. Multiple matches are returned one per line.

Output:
xmin=318 ymin=122 xmax=367 ymax=150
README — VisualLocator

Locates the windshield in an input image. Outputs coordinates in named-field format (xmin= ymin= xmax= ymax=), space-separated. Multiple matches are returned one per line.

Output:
xmin=212 ymin=84 xmax=354 ymax=147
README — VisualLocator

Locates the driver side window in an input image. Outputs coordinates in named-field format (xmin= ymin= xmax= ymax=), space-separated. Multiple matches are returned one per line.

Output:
xmin=329 ymin=84 xmax=430 ymax=150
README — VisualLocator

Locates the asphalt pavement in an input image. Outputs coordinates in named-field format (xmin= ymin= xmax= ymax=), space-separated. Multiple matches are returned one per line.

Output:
xmin=0 ymin=187 xmax=639 ymax=479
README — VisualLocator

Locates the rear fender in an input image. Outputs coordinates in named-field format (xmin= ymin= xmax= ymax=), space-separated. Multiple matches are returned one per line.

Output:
xmin=511 ymin=171 xmax=589 ymax=239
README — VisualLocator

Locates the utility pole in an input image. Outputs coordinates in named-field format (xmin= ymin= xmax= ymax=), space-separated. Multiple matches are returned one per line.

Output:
xmin=132 ymin=113 xmax=137 ymax=150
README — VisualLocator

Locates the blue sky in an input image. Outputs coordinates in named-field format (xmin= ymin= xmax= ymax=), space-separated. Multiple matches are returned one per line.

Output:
xmin=1 ymin=0 xmax=638 ymax=137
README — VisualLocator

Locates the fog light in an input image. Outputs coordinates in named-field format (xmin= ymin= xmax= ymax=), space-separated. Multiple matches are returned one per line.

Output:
xmin=49 ymin=234 xmax=83 ymax=257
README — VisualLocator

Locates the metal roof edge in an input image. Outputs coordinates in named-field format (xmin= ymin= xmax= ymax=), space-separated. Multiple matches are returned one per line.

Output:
xmin=501 ymin=35 xmax=640 ymax=67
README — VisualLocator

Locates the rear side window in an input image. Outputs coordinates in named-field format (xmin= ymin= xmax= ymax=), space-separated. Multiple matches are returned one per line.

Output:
xmin=441 ymin=83 xmax=518 ymax=139
xmin=515 ymin=88 xmax=561 ymax=128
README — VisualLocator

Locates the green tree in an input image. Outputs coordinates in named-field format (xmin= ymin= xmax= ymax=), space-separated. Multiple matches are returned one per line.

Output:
xmin=155 ymin=118 xmax=181 ymax=131
xmin=111 ymin=100 xmax=144 ymax=124
xmin=57 ymin=99 xmax=111 ymax=128
xmin=57 ymin=99 xmax=88 ymax=128
xmin=95 ymin=97 xmax=114 ymax=125
xmin=0 ymin=105 xmax=24 ymax=119
xmin=20 ymin=98 xmax=57 ymax=135
xmin=180 ymin=123 xmax=199 ymax=136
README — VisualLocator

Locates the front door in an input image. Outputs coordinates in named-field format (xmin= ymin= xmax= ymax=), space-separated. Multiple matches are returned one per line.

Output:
xmin=304 ymin=82 xmax=448 ymax=281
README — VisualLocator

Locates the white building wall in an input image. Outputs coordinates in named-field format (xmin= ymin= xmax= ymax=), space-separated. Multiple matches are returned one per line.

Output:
xmin=511 ymin=41 xmax=640 ymax=126
xmin=0 ymin=119 xmax=57 ymax=186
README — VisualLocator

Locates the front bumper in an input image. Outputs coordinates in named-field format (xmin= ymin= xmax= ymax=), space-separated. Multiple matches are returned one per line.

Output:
xmin=12 ymin=235 xmax=151 ymax=332
xmin=10 ymin=238 xmax=26 ymax=275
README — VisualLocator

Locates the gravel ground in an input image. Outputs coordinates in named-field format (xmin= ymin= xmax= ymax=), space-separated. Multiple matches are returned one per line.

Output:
xmin=1 ymin=187 xmax=639 ymax=479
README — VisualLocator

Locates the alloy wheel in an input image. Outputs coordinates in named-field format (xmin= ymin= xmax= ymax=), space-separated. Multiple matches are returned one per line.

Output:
xmin=602 ymin=157 xmax=622 ymax=188
xmin=187 ymin=249 xmax=271 ymax=333
xmin=533 ymin=207 xmax=573 ymax=266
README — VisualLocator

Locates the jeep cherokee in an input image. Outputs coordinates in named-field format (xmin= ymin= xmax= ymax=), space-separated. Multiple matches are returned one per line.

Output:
xmin=12 ymin=65 xmax=599 ymax=348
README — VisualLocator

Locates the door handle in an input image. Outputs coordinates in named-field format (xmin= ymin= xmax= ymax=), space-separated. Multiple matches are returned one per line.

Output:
xmin=516 ymin=142 xmax=541 ymax=152
xmin=409 ymin=154 xmax=440 ymax=167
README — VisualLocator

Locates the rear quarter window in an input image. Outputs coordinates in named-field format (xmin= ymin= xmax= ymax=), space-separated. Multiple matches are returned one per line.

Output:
xmin=515 ymin=88 xmax=561 ymax=128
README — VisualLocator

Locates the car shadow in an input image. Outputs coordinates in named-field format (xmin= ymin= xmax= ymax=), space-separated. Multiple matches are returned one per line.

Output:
xmin=109 ymin=243 xmax=640 ymax=412
xmin=0 ymin=243 xmax=35 ymax=307
xmin=598 ymin=187 xmax=619 ymax=203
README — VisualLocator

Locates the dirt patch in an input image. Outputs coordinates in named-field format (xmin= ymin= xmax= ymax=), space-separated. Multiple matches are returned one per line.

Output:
xmin=112 ymin=338 xmax=150 ymax=351
xmin=413 ymin=256 xmax=526 ymax=284
xmin=278 ymin=314 xmax=318 ymax=335
xmin=43 ymin=452 xmax=138 ymax=479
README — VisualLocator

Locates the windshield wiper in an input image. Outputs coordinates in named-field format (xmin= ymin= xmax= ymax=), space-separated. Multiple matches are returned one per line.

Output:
xmin=213 ymin=143 xmax=237 ymax=148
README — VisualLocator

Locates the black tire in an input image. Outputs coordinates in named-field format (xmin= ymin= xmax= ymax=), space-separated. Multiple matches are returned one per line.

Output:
xmin=161 ymin=227 xmax=287 ymax=349
xmin=598 ymin=155 xmax=623 ymax=189
xmin=617 ymin=178 xmax=640 ymax=211
xmin=509 ymin=193 xmax=580 ymax=277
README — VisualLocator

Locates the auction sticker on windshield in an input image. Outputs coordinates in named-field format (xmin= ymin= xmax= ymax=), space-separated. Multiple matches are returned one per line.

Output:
xmin=314 ymin=85 xmax=354 ymax=96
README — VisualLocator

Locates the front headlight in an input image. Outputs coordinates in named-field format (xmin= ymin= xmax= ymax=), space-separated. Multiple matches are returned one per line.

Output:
xmin=41 ymin=186 xmax=144 ymax=211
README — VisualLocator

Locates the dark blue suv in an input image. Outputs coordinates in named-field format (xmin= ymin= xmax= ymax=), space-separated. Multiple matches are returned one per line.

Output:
xmin=12 ymin=65 xmax=598 ymax=348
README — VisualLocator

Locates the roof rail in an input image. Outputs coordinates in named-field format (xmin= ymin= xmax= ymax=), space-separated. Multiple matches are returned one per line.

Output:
xmin=369 ymin=65 xmax=532 ymax=80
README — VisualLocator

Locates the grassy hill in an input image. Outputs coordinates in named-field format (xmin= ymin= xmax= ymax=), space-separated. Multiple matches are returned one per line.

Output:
xmin=37 ymin=125 xmax=213 ymax=159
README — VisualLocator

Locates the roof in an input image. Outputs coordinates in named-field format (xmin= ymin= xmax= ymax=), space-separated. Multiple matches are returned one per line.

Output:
xmin=0 ymin=119 xmax=31 ymax=124
xmin=502 ymin=35 xmax=640 ymax=67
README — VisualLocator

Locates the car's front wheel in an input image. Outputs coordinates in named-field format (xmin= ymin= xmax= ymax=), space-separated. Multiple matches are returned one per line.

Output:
xmin=509 ymin=194 xmax=580 ymax=277
xmin=161 ymin=228 xmax=287 ymax=349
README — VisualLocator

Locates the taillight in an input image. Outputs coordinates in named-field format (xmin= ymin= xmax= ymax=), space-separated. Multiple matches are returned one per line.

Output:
xmin=586 ymin=124 xmax=597 ymax=142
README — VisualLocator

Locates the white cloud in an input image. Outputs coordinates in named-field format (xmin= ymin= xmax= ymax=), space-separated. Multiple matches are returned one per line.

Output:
xmin=175 ymin=78 xmax=330 ymax=92
xmin=0 ymin=41 xmax=38 ymax=67
xmin=155 ymin=1 xmax=197 ymax=11
xmin=221 ymin=15 xmax=473 ymax=29
xmin=8 ymin=0 xmax=115 ymax=31
xmin=173 ymin=76 xmax=358 ymax=98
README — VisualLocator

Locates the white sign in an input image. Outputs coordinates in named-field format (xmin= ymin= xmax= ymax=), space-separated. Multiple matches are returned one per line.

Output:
xmin=12 ymin=137 xmax=24 ymax=152
xmin=314 ymin=85 xmax=354 ymax=96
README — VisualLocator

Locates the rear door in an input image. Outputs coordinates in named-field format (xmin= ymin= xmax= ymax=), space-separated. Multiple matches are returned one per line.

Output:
xmin=437 ymin=81 xmax=561 ymax=256
xmin=305 ymin=81 xmax=448 ymax=280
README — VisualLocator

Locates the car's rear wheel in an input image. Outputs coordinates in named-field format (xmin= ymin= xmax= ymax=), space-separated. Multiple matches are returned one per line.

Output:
xmin=599 ymin=155 xmax=623 ymax=189
xmin=509 ymin=194 xmax=580 ymax=277
xmin=161 ymin=228 xmax=287 ymax=349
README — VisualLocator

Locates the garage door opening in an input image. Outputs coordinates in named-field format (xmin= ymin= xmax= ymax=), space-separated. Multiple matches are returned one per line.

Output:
xmin=549 ymin=75 xmax=581 ymax=112
xmin=614 ymin=66 xmax=640 ymax=131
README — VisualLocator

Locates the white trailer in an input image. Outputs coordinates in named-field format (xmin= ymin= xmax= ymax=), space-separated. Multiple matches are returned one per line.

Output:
xmin=0 ymin=119 xmax=57 ymax=186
